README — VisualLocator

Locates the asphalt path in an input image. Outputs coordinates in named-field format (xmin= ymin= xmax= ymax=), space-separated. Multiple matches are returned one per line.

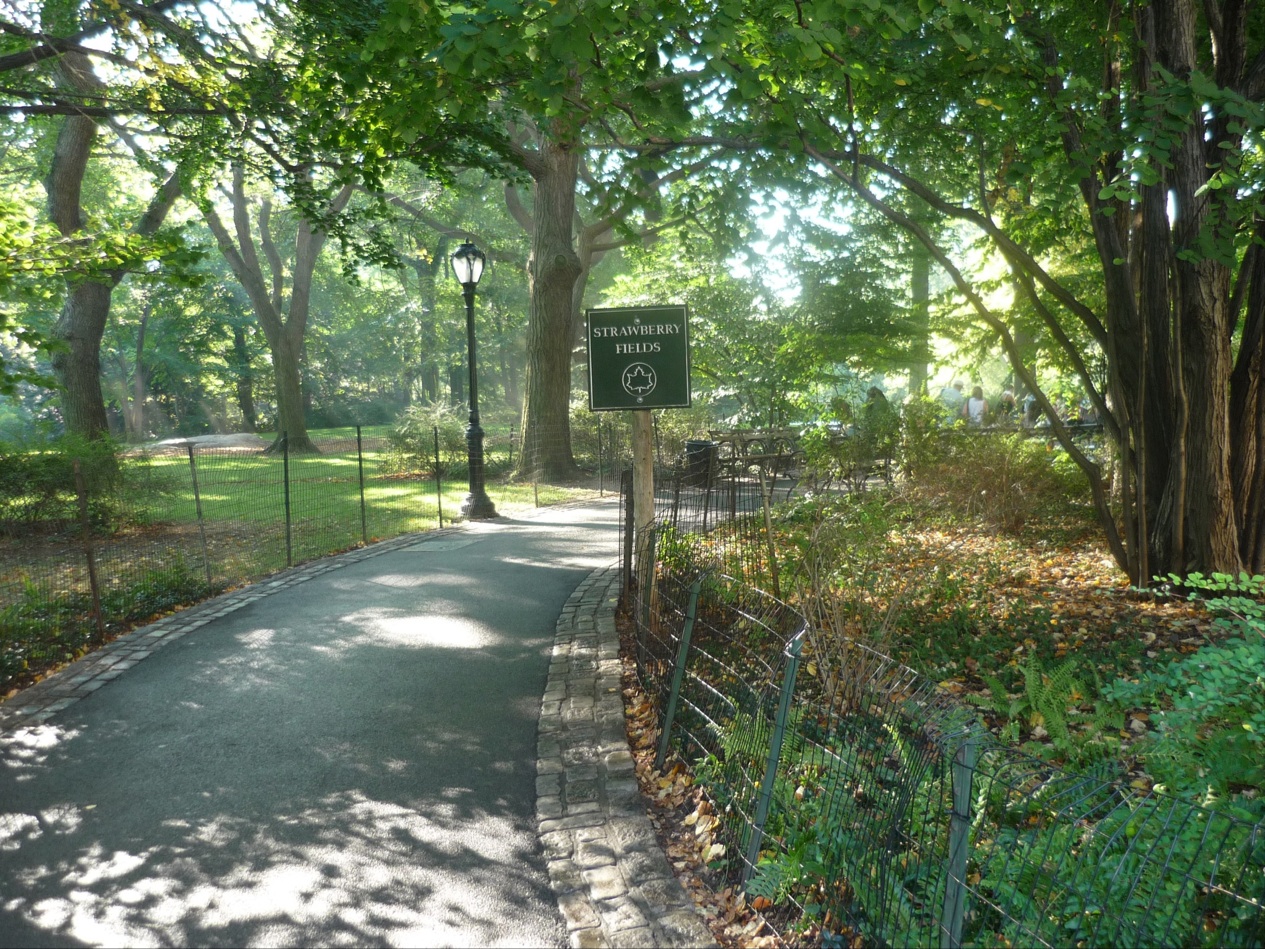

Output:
xmin=0 ymin=501 xmax=622 ymax=948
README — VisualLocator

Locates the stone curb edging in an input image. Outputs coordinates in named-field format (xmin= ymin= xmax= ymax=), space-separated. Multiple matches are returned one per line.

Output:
xmin=539 ymin=567 xmax=717 ymax=949
xmin=0 ymin=529 xmax=449 ymax=736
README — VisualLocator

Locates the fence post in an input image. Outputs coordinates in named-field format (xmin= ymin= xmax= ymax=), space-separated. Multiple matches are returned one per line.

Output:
xmin=186 ymin=445 xmax=213 ymax=586
xmin=655 ymin=577 xmax=702 ymax=770
xmin=941 ymin=734 xmax=979 ymax=949
xmin=638 ymin=530 xmax=658 ymax=629
xmin=282 ymin=431 xmax=292 ymax=567
xmin=73 ymin=460 xmax=106 ymax=644
xmin=597 ymin=421 xmax=604 ymax=497
xmin=356 ymin=425 xmax=368 ymax=545
xmin=670 ymin=469 xmax=682 ymax=530
xmin=744 ymin=628 xmax=805 ymax=883
xmin=621 ymin=469 xmax=634 ymax=600
xmin=433 ymin=425 xmax=443 ymax=529
xmin=508 ymin=422 xmax=516 ymax=470
xmin=759 ymin=470 xmax=782 ymax=600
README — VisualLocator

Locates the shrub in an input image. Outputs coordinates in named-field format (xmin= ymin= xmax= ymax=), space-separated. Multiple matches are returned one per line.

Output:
xmin=904 ymin=429 xmax=1090 ymax=533
xmin=382 ymin=402 xmax=468 ymax=477
xmin=0 ymin=436 xmax=123 ymax=536
xmin=1103 ymin=572 xmax=1265 ymax=797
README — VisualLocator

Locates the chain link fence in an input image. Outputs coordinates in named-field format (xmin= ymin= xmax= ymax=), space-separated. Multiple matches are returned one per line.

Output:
xmin=623 ymin=471 xmax=1265 ymax=948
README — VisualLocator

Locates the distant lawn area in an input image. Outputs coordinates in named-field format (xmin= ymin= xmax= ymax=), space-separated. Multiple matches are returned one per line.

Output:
xmin=0 ymin=428 xmax=605 ymax=693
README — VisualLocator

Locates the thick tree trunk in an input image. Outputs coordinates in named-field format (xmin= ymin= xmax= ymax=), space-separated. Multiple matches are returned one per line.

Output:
xmin=51 ymin=281 xmax=114 ymax=438
xmin=1146 ymin=0 xmax=1242 ymax=575
xmin=1230 ymin=238 xmax=1265 ymax=573
xmin=448 ymin=361 xmax=465 ymax=405
xmin=271 ymin=331 xmax=314 ymax=452
xmin=43 ymin=51 xmax=181 ymax=442
xmin=518 ymin=137 xmax=583 ymax=480
xmin=44 ymin=98 xmax=111 ymax=439
xmin=232 ymin=325 xmax=257 ymax=432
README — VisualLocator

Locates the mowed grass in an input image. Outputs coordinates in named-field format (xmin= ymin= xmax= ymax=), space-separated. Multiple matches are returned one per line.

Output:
xmin=1 ymin=429 xmax=605 ymax=691
xmin=134 ymin=434 xmax=600 ymax=577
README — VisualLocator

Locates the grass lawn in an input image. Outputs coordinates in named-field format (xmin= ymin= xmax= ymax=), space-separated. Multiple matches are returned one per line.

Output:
xmin=0 ymin=428 xmax=607 ymax=693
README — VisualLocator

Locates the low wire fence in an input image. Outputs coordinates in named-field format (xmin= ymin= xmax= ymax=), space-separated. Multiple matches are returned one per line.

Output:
xmin=0 ymin=419 xmax=634 ymax=693
xmin=623 ymin=474 xmax=1265 ymax=947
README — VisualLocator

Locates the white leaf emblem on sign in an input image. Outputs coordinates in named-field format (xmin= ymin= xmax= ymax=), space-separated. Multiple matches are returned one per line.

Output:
xmin=622 ymin=363 xmax=657 ymax=398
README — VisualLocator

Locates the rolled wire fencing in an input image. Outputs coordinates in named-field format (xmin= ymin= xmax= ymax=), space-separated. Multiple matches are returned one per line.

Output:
xmin=630 ymin=513 xmax=1265 ymax=946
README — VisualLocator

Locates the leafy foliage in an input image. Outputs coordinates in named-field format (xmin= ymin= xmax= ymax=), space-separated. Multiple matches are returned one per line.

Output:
xmin=382 ymin=401 xmax=469 ymax=476
xmin=905 ymin=427 xmax=1093 ymax=534
xmin=1103 ymin=573 xmax=1265 ymax=796
xmin=0 ymin=435 xmax=122 ymax=533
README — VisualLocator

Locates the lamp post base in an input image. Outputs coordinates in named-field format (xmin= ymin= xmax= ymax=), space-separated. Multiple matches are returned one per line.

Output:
xmin=462 ymin=420 xmax=498 ymax=519
xmin=460 ymin=491 xmax=498 ymax=520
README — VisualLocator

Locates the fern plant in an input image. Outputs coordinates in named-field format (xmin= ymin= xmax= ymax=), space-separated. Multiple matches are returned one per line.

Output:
xmin=972 ymin=654 xmax=1080 ymax=742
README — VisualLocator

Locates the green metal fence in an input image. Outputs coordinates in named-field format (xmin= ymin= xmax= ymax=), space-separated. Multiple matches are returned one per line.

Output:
xmin=637 ymin=560 xmax=1265 ymax=947
xmin=0 ymin=421 xmax=617 ymax=693
xmin=627 ymin=465 xmax=1265 ymax=946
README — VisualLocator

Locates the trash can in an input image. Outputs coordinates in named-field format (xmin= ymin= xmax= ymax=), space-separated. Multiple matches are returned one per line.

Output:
xmin=684 ymin=440 xmax=717 ymax=487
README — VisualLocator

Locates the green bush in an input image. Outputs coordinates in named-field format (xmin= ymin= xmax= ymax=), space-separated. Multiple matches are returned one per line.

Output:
xmin=0 ymin=558 xmax=213 ymax=689
xmin=382 ymin=402 xmax=468 ymax=477
xmin=897 ymin=395 xmax=950 ymax=480
xmin=1103 ymin=572 xmax=1265 ymax=797
xmin=905 ymin=429 xmax=1090 ymax=533
xmin=0 ymin=436 xmax=123 ymax=535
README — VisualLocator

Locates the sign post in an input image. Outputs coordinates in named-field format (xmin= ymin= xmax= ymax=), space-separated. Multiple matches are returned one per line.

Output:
xmin=587 ymin=305 xmax=691 ymax=600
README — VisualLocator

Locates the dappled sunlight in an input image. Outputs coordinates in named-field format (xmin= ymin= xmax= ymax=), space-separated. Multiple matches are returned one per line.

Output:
xmin=0 ymin=498 xmax=621 ymax=946
xmin=0 ymin=788 xmax=555 ymax=946
xmin=369 ymin=614 xmax=501 ymax=650
xmin=1 ymin=724 xmax=81 ymax=777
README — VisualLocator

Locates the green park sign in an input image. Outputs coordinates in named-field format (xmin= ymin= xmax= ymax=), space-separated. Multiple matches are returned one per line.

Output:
xmin=586 ymin=305 xmax=691 ymax=411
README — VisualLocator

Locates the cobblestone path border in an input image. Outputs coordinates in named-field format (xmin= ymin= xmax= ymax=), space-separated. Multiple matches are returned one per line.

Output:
xmin=539 ymin=566 xmax=716 ymax=949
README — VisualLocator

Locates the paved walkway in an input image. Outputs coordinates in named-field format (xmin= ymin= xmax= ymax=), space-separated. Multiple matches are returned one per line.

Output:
xmin=0 ymin=501 xmax=714 ymax=949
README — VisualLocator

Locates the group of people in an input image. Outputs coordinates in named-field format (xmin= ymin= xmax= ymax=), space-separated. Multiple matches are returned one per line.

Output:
xmin=936 ymin=381 xmax=1098 ymax=429
xmin=938 ymin=381 xmax=996 ymax=425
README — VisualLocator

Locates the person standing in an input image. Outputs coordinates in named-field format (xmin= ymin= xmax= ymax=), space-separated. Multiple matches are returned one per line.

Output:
xmin=963 ymin=385 xmax=989 ymax=425
xmin=938 ymin=381 xmax=965 ymax=419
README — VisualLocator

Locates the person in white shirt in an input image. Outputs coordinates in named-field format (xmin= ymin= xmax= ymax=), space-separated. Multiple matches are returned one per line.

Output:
xmin=963 ymin=385 xmax=989 ymax=425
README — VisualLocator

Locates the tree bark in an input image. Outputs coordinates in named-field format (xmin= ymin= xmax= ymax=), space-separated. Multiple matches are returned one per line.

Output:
xmin=203 ymin=167 xmax=352 ymax=454
xmin=1144 ymin=0 xmax=1243 ymax=574
xmin=231 ymin=325 xmax=257 ymax=431
xmin=43 ymin=54 xmax=182 ymax=440
xmin=1230 ymin=237 xmax=1265 ymax=572
xmin=518 ymin=137 xmax=583 ymax=480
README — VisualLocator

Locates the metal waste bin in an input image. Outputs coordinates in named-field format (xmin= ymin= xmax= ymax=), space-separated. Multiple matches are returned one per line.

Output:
xmin=684 ymin=439 xmax=717 ymax=487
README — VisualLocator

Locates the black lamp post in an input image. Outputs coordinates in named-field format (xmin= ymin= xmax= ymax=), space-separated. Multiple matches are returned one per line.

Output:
xmin=451 ymin=240 xmax=497 ymax=519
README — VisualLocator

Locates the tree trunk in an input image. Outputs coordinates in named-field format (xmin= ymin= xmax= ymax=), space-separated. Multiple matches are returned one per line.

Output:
xmin=42 ymin=51 xmax=181 ymax=442
xmin=128 ymin=301 xmax=151 ymax=440
xmin=1230 ymin=238 xmax=1265 ymax=573
xmin=1145 ymin=0 xmax=1242 ymax=575
xmin=232 ymin=325 xmax=257 ymax=432
xmin=272 ymin=330 xmax=313 ymax=452
xmin=908 ymin=243 xmax=931 ymax=395
xmin=448 ymin=361 xmax=465 ymax=406
xmin=518 ymin=137 xmax=583 ymax=480
xmin=43 ymin=92 xmax=111 ymax=439
xmin=204 ymin=169 xmax=351 ymax=455
xmin=51 ymin=280 xmax=114 ymax=438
